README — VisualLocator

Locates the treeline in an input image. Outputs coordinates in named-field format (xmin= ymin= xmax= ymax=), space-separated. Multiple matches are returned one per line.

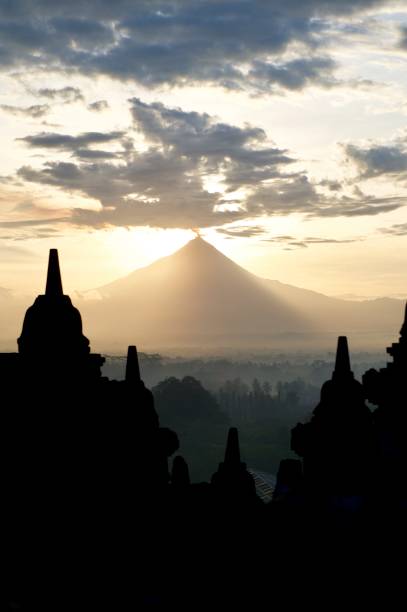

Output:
xmin=151 ymin=374 xmax=315 ymax=481
xmin=101 ymin=353 xmax=386 ymax=480
xmin=100 ymin=353 xmax=385 ymax=481
xmin=152 ymin=376 xmax=229 ymax=482
xmin=217 ymin=377 xmax=317 ymax=423
xmin=103 ymin=352 xmax=385 ymax=391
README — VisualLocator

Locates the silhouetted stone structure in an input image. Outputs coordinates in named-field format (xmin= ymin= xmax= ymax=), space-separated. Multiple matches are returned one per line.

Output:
xmin=272 ymin=458 xmax=303 ymax=505
xmin=2 ymin=250 xmax=179 ymax=609
xmin=211 ymin=427 xmax=257 ymax=505
xmin=2 ymin=250 xmax=406 ymax=608
xmin=363 ymin=303 xmax=407 ymax=509
xmin=290 ymin=336 xmax=374 ymax=510
xmin=17 ymin=249 xmax=103 ymax=381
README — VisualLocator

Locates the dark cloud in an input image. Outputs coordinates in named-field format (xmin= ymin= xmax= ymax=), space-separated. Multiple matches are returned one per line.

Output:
xmin=246 ymin=175 xmax=405 ymax=217
xmin=18 ymin=130 xmax=124 ymax=151
xmin=130 ymin=98 xmax=267 ymax=153
xmin=315 ymin=196 xmax=405 ymax=217
xmin=0 ymin=103 xmax=50 ymax=118
xmin=318 ymin=179 xmax=343 ymax=191
xmin=15 ymin=98 xmax=404 ymax=230
xmin=37 ymin=86 xmax=84 ymax=103
xmin=132 ymin=97 xmax=290 ymax=156
xmin=216 ymin=226 xmax=267 ymax=238
xmin=15 ymin=98 xmax=296 ymax=228
xmin=344 ymin=140 xmax=407 ymax=179
xmin=130 ymin=97 xmax=293 ymax=189
xmin=246 ymin=175 xmax=317 ymax=215
xmin=261 ymin=234 xmax=362 ymax=250
xmin=0 ymin=1 xmax=386 ymax=93
xmin=88 ymin=100 xmax=109 ymax=112
xmin=17 ymin=155 xmax=232 ymax=228
xmin=248 ymin=57 xmax=337 ymax=92
xmin=48 ymin=16 xmax=114 ymax=49
xmin=75 ymin=149 xmax=119 ymax=160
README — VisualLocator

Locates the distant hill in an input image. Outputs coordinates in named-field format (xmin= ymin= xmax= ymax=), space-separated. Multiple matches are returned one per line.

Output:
xmin=77 ymin=237 xmax=405 ymax=353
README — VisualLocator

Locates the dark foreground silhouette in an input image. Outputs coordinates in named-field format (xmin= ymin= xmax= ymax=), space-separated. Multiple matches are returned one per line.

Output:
xmin=2 ymin=250 xmax=406 ymax=609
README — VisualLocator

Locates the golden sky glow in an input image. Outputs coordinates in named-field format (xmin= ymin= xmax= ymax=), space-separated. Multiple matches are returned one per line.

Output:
xmin=0 ymin=1 xmax=407 ymax=299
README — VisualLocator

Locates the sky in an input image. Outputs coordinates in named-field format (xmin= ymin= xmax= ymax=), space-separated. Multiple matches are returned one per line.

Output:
xmin=1 ymin=0 xmax=407 ymax=299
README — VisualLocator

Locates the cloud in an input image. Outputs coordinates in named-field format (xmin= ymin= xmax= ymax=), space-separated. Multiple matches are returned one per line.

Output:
xmin=48 ymin=16 xmax=114 ymax=48
xmin=381 ymin=222 xmax=407 ymax=236
xmin=129 ymin=97 xmax=292 ymax=179
xmin=75 ymin=149 xmax=119 ymax=160
xmin=129 ymin=96 xmax=295 ymax=193
xmin=217 ymin=225 xmax=363 ymax=248
xmin=0 ymin=1 xmax=386 ymax=93
xmin=0 ymin=226 xmax=62 ymax=240
xmin=18 ymin=130 xmax=125 ymax=152
xmin=262 ymin=234 xmax=363 ymax=250
xmin=0 ymin=217 xmax=67 ymax=228
xmin=284 ymin=236 xmax=360 ymax=246
xmin=216 ymin=226 xmax=267 ymax=238
xmin=246 ymin=175 xmax=405 ymax=217
xmin=312 ymin=196 xmax=405 ymax=217
xmin=248 ymin=57 xmax=338 ymax=93
xmin=344 ymin=139 xmax=407 ymax=179
xmin=36 ymin=86 xmax=84 ymax=103
xmin=0 ymin=195 xmax=69 ymax=235
xmin=14 ymin=98 xmax=406 ymax=230
xmin=216 ymin=225 xmax=363 ymax=248
xmin=15 ymin=98 xmax=297 ymax=228
xmin=318 ymin=179 xmax=343 ymax=192
xmin=0 ymin=104 xmax=50 ymax=118
xmin=88 ymin=100 xmax=109 ymax=112
xmin=17 ymin=156 xmax=231 ymax=228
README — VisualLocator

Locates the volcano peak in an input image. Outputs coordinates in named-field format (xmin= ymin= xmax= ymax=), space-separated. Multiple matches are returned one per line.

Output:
xmin=81 ymin=235 xmax=404 ymax=352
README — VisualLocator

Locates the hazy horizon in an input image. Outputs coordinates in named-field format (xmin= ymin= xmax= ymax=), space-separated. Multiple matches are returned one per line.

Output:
xmin=1 ymin=237 xmax=404 ymax=355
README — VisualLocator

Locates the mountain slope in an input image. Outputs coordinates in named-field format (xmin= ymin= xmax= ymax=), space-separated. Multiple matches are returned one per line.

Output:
xmin=79 ymin=237 xmax=404 ymax=352
xmin=260 ymin=278 xmax=403 ymax=334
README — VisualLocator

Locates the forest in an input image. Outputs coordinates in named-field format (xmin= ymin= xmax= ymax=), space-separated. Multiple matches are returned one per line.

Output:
xmin=103 ymin=352 xmax=385 ymax=480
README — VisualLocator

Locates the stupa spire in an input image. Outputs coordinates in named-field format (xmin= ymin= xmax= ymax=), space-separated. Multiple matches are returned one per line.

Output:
xmin=45 ymin=249 xmax=63 ymax=296
xmin=224 ymin=427 xmax=241 ymax=465
xmin=125 ymin=345 xmax=141 ymax=383
xmin=333 ymin=336 xmax=352 ymax=379
xmin=211 ymin=426 xmax=257 ymax=501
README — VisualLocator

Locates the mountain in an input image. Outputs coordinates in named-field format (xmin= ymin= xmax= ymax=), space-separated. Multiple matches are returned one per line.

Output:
xmin=79 ymin=237 xmax=405 ymax=353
